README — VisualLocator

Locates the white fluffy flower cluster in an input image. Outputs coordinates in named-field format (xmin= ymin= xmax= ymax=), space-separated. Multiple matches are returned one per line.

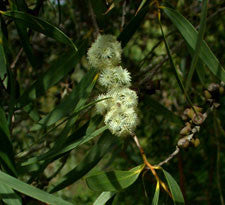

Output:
xmin=87 ymin=35 xmax=139 ymax=137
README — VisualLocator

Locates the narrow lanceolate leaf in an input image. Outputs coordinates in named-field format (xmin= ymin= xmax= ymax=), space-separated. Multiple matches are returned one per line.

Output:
xmin=21 ymin=125 xmax=107 ymax=166
xmin=0 ymin=171 xmax=73 ymax=205
xmin=163 ymin=7 xmax=225 ymax=83
xmin=135 ymin=0 xmax=147 ymax=15
xmin=118 ymin=5 xmax=149 ymax=47
xmin=159 ymin=20 xmax=194 ymax=109
xmin=152 ymin=181 xmax=160 ymax=205
xmin=93 ymin=192 xmax=116 ymax=205
xmin=162 ymin=169 xmax=184 ymax=203
xmin=18 ymin=41 xmax=88 ymax=107
xmin=0 ymin=184 xmax=22 ymax=205
xmin=49 ymin=131 xmax=118 ymax=193
xmin=185 ymin=0 xmax=208 ymax=90
xmin=0 ymin=26 xmax=7 ymax=79
xmin=86 ymin=164 xmax=145 ymax=192
xmin=0 ymin=10 xmax=77 ymax=51
xmin=31 ymin=69 xmax=97 ymax=130
xmin=9 ymin=1 xmax=38 ymax=69
xmin=0 ymin=106 xmax=17 ymax=176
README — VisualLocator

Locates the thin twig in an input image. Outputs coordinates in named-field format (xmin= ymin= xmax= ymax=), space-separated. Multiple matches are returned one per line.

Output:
xmin=131 ymin=133 xmax=172 ymax=197
xmin=10 ymin=48 xmax=23 ymax=69
xmin=88 ymin=0 xmax=100 ymax=38
xmin=157 ymin=146 xmax=180 ymax=167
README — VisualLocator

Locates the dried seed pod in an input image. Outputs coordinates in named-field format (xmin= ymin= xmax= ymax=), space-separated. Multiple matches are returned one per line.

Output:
xmin=208 ymin=83 xmax=219 ymax=92
xmin=193 ymin=106 xmax=203 ymax=113
xmin=192 ymin=113 xmax=205 ymax=125
xmin=180 ymin=123 xmax=191 ymax=135
xmin=178 ymin=136 xmax=190 ymax=149
xmin=184 ymin=108 xmax=195 ymax=120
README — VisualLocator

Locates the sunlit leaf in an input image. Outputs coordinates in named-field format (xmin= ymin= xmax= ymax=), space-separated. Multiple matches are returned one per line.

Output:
xmin=86 ymin=164 xmax=145 ymax=192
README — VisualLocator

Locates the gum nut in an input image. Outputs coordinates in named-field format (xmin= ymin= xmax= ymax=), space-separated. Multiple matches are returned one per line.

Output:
xmin=204 ymin=90 xmax=212 ymax=99
xmin=193 ymin=106 xmax=203 ymax=113
xmin=194 ymin=138 xmax=200 ymax=147
xmin=192 ymin=113 xmax=205 ymax=125
xmin=180 ymin=126 xmax=191 ymax=135
xmin=219 ymin=86 xmax=224 ymax=95
xmin=178 ymin=137 xmax=189 ymax=148
xmin=208 ymin=83 xmax=219 ymax=92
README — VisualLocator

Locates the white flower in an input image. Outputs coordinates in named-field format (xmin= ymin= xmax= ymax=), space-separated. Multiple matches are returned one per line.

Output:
xmin=95 ymin=94 xmax=110 ymax=115
xmin=104 ymin=106 xmax=139 ymax=137
xmin=87 ymin=35 xmax=122 ymax=69
xmin=109 ymin=87 xmax=138 ymax=108
xmin=98 ymin=66 xmax=131 ymax=88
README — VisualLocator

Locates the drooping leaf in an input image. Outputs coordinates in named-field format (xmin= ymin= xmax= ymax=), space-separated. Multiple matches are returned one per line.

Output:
xmin=152 ymin=181 xmax=160 ymax=205
xmin=49 ymin=131 xmax=118 ymax=193
xmin=18 ymin=40 xmax=88 ymax=107
xmin=0 ymin=184 xmax=22 ymax=205
xmin=118 ymin=5 xmax=149 ymax=47
xmin=0 ymin=10 xmax=77 ymax=51
xmin=159 ymin=19 xmax=195 ymax=109
xmin=163 ymin=7 xmax=225 ymax=82
xmin=86 ymin=164 xmax=145 ymax=192
xmin=0 ymin=106 xmax=17 ymax=176
xmin=93 ymin=192 xmax=116 ymax=205
xmin=0 ymin=170 xmax=73 ymax=205
xmin=162 ymin=169 xmax=184 ymax=204
xmin=9 ymin=0 xmax=38 ymax=68
xmin=185 ymin=0 xmax=208 ymax=90
xmin=0 ymin=23 xmax=7 ymax=80
xmin=30 ymin=69 xmax=97 ymax=130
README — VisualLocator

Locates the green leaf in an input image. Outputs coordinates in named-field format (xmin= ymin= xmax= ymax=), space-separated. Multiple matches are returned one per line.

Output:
xmin=152 ymin=181 xmax=160 ymax=205
xmin=93 ymin=192 xmax=116 ymax=205
xmin=0 ymin=170 xmax=73 ymax=205
xmin=162 ymin=169 xmax=184 ymax=204
xmin=86 ymin=164 xmax=145 ymax=192
xmin=30 ymin=69 xmax=97 ymax=130
xmin=185 ymin=0 xmax=208 ymax=90
xmin=18 ymin=40 xmax=88 ymax=108
xmin=0 ymin=106 xmax=17 ymax=176
xmin=9 ymin=1 xmax=38 ymax=69
xmin=0 ymin=184 xmax=22 ymax=205
xmin=21 ymin=125 xmax=107 ymax=166
xmin=0 ymin=10 xmax=77 ymax=51
xmin=163 ymin=7 xmax=225 ymax=82
xmin=0 ymin=27 xmax=7 ymax=80
xmin=118 ymin=5 xmax=149 ymax=47
xmin=135 ymin=0 xmax=147 ymax=15
xmin=158 ymin=19 xmax=194 ymax=109
xmin=49 ymin=131 xmax=118 ymax=193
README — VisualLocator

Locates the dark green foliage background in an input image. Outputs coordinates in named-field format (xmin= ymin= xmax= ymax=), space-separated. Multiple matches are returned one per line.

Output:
xmin=0 ymin=0 xmax=225 ymax=204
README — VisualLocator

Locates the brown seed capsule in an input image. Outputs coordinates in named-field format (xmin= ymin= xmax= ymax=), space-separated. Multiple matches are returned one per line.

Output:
xmin=208 ymin=83 xmax=219 ymax=92
xmin=192 ymin=112 xmax=205 ymax=125
xmin=193 ymin=106 xmax=203 ymax=113
xmin=178 ymin=137 xmax=190 ymax=149
xmin=184 ymin=108 xmax=195 ymax=120
xmin=204 ymin=90 xmax=212 ymax=99
xmin=180 ymin=124 xmax=191 ymax=136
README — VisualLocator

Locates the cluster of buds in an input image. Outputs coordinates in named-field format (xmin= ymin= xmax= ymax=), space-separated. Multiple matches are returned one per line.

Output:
xmin=87 ymin=35 xmax=139 ymax=137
